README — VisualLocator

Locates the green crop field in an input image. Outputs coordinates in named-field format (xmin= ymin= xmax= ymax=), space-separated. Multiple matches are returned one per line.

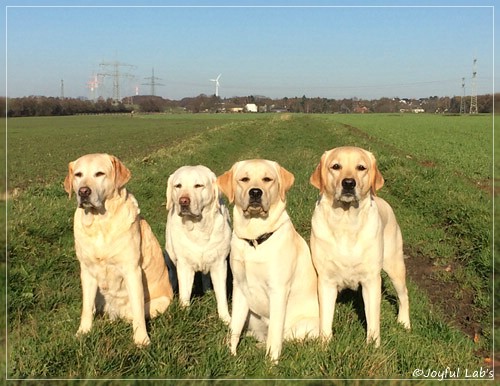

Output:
xmin=4 ymin=112 xmax=495 ymax=382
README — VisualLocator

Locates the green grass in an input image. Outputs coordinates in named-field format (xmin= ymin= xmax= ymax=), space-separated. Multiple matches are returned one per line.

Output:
xmin=5 ymin=114 xmax=270 ymax=189
xmin=6 ymin=113 xmax=493 ymax=380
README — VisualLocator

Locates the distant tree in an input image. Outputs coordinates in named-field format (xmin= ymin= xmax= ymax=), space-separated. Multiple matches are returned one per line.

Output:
xmin=2 ymin=93 xmax=493 ymax=116
xmin=449 ymin=96 xmax=461 ymax=113
xmin=495 ymin=94 xmax=500 ymax=114
xmin=373 ymin=98 xmax=396 ymax=113
xmin=0 ymin=97 xmax=6 ymax=117
xmin=478 ymin=94 xmax=493 ymax=113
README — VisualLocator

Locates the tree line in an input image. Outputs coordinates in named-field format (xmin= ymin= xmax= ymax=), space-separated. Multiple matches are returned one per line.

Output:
xmin=1 ymin=93 xmax=495 ymax=118
xmin=2 ymin=96 xmax=131 ymax=117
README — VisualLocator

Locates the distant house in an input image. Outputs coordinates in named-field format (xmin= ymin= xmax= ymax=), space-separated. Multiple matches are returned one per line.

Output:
xmin=244 ymin=103 xmax=258 ymax=113
xmin=230 ymin=107 xmax=244 ymax=113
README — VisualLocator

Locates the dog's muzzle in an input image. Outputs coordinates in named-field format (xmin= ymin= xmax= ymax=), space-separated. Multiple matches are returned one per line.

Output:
xmin=339 ymin=178 xmax=357 ymax=202
xmin=178 ymin=196 xmax=201 ymax=219
xmin=78 ymin=186 xmax=93 ymax=208
xmin=179 ymin=196 xmax=191 ymax=211
xmin=245 ymin=188 xmax=265 ymax=215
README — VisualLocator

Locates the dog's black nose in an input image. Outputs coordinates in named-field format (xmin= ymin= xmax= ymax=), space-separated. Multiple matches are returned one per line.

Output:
xmin=342 ymin=178 xmax=356 ymax=190
xmin=78 ymin=186 xmax=92 ymax=198
xmin=249 ymin=188 xmax=263 ymax=200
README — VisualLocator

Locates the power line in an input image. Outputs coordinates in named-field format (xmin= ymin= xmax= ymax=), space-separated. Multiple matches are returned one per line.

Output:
xmin=142 ymin=68 xmax=165 ymax=96
xmin=98 ymin=60 xmax=136 ymax=101
xmin=459 ymin=77 xmax=466 ymax=114
xmin=469 ymin=58 xmax=478 ymax=114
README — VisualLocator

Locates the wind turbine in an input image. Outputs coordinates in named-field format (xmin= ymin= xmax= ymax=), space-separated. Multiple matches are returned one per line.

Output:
xmin=210 ymin=74 xmax=221 ymax=97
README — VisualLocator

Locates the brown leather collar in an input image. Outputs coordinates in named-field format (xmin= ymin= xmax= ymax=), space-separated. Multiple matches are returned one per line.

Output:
xmin=242 ymin=232 xmax=274 ymax=248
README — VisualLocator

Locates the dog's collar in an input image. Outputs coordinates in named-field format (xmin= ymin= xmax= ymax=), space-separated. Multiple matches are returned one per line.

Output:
xmin=242 ymin=232 xmax=274 ymax=248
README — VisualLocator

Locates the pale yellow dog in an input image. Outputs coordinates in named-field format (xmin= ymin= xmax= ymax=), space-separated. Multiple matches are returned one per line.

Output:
xmin=64 ymin=153 xmax=173 ymax=346
xmin=218 ymin=159 xmax=319 ymax=362
xmin=310 ymin=146 xmax=410 ymax=347
xmin=165 ymin=165 xmax=232 ymax=323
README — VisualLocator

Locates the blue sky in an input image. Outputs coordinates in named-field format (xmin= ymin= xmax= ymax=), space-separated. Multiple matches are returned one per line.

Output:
xmin=3 ymin=1 xmax=497 ymax=100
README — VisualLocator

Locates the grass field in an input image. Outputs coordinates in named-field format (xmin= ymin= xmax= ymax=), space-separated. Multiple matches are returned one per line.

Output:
xmin=5 ymin=112 xmax=494 ymax=381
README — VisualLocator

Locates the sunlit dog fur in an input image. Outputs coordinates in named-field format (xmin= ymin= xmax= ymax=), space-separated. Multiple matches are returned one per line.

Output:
xmin=64 ymin=153 xmax=173 ymax=346
xmin=310 ymin=146 xmax=410 ymax=347
xmin=218 ymin=159 xmax=319 ymax=362
xmin=165 ymin=165 xmax=231 ymax=323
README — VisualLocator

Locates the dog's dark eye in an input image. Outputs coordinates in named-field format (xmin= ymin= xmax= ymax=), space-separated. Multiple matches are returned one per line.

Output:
xmin=74 ymin=172 xmax=83 ymax=178
xmin=262 ymin=177 xmax=273 ymax=182
xmin=240 ymin=177 xmax=250 ymax=183
xmin=174 ymin=183 xmax=182 ymax=189
xmin=194 ymin=184 xmax=204 ymax=188
xmin=331 ymin=164 xmax=341 ymax=170
xmin=356 ymin=165 xmax=367 ymax=171
xmin=95 ymin=171 xmax=105 ymax=177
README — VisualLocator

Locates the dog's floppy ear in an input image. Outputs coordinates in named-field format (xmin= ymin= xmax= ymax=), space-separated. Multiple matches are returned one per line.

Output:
xmin=166 ymin=173 xmax=174 ymax=211
xmin=64 ymin=161 xmax=75 ymax=198
xmin=310 ymin=151 xmax=328 ymax=194
xmin=209 ymin=171 xmax=222 ymax=209
xmin=310 ymin=162 xmax=323 ymax=192
xmin=110 ymin=155 xmax=131 ymax=189
xmin=217 ymin=168 xmax=234 ymax=203
xmin=278 ymin=164 xmax=295 ymax=201
xmin=367 ymin=151 xmax=384 ymax=195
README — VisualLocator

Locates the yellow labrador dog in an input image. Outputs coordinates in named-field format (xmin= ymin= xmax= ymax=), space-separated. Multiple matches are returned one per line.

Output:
xmin=310 ymin=146 xmax=410 ymax=347
xmin=217 ymin=159 xmax=319 ymax=362
xmin=64 ymin=153 xmax=173 ymax=346
xmin=165 ymin=165 xmax=232 ymax=323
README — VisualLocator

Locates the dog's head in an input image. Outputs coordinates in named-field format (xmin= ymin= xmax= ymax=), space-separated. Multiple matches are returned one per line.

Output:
xmin=166 ymin=165 xmax=219 ymax=220
xmin=310 ymin=146 xmax=384 ymax=204
xmin=64 ymin=153 xmax=131 ymax=211
xmin=217 ymin=159 xmax=294 ymax=218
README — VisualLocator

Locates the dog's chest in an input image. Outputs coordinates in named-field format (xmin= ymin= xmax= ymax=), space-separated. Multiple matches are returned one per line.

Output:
xmin=76 ymin=225 xmax=137 ymax=263
xmin=181 ymin=243 xmax=227 ymax=273
xmin=92 ymin=262 xmax=127 ymax=292
xmin=170 ymin=216 xmax=230 ymax=271
xmin=77 ymin=230 xmax=134 ymax=282
xmin=235 ymin=266 xmax=271 ymax=317
xmin=313 ymin=205 xmax=382 ymax=289
xmin=94 ymin=263 xmax=133 ymax=319
xmin=231 ymin=243 xmax=284 ymax=318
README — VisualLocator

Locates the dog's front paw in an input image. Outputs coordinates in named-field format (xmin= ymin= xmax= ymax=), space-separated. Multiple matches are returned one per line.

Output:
xmin=366 ymin=333 xmax=381 ymax=348
xmin=319 ymin=332 xmax=332 ymax=347
xmin=266 ymin=346 xmax=281 ymax=365
xmin=75 ymin=329 xmax=88 ymax=338
xmin=220 ymin=313 xmax=231 ymax=325
xmin=179 ymin=298 xmax=190 ymax=308
xmin=229 ymin=334 xmax=240 ymax=356
xmin=134 ymin=337 xmax=151 ymax=347
xmin=134 ymin=332 xmax=151 ymax=347
xmin=76 ymin=322 xmax=92 ymax=337
xmin=398 ymin=316 xmax=411 ymax=330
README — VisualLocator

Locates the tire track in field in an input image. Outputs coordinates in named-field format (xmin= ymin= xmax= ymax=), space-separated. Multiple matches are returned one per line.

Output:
xmin=136 ymin=123 xmax=230 ymax=163
xmin=340 ymin=122 xmax=435 ymax=166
